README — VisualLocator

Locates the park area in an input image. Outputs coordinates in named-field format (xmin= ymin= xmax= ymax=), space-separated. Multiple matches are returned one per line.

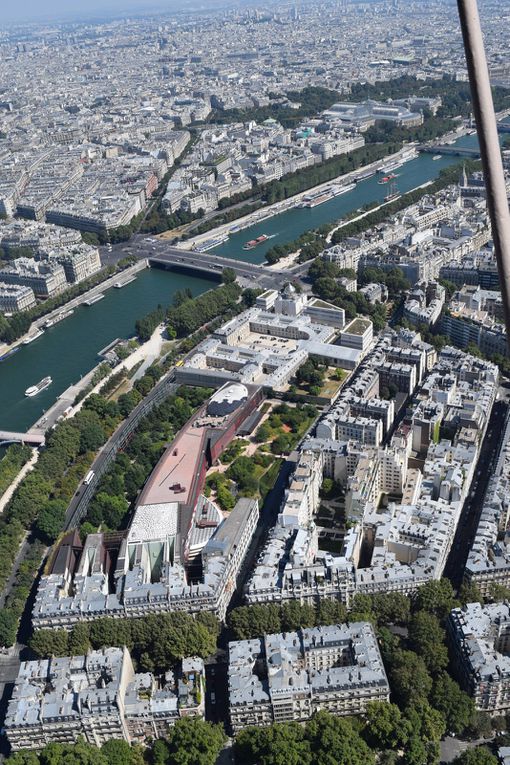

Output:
xmin=205 ymin=401 xmax=318 ymax=512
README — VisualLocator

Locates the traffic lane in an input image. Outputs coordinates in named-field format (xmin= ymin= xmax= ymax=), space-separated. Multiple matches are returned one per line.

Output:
xmin=204 ymin=660 xmax=229 ymax=725
xmin=114 ymin=241 xmax=291 ymax=283
xmin=444 ymin=400 xmax=508 ymax=585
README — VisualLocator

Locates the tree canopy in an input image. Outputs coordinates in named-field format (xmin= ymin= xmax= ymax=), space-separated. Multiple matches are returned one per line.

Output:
xmin=235 ymin=711 xmax=374 ymax=765
xmin=158 ymin=717 xmax=226 ymax=765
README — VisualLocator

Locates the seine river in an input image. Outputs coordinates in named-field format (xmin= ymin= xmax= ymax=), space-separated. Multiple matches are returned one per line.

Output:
xmin=212 ymin=136 xmax=478 ymax=263
xmin=0 ymin=270 xmax=212 ymax=434
xmin=0 ymin=133 xmax=481 ymax=434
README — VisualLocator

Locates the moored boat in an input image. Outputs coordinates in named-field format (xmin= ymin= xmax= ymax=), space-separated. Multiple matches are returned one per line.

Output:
xmin=23 ymin=328 xmax=44 ymax=345
xmin=243 ymin=234 xmax=270 ymax=250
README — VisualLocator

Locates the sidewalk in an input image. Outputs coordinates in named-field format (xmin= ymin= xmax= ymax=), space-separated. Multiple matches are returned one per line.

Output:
xmin=0 ymin=449 xmax=38 ymax=516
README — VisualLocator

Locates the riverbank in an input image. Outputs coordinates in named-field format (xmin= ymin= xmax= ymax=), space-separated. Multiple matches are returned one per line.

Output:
xmin=176 ymin=140 xmax=465 ymax=258
xmin=177 ymin=145 xmax=415 ymax=251
xmin=0 ymin=268 xmax=213 ymax=435
xmin=24 ymin=322 xmax=169 ymax=439
xmin=0 ymin=259 xmax=148 ymax=357
xmin=324 ymin=180 xmax=435 ymax=243
xmin=179 ymin=112 xmax=510 ymax=263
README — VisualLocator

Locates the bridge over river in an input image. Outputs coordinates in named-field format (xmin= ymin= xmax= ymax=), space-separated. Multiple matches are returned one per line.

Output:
xmin=0 ymin=430 xmax=45 ymax=447
xmin=138 ymin=241 xmax=293 ymax=287
xmin=419 ymin=145 xmax=481 ymax=158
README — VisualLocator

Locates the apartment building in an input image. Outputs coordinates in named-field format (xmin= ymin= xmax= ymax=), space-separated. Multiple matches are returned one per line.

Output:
xmin=449 ymin=603 xmax=510 ymax=713
xmin=5 ymin=648 xmax=205 ymax=751
xmin=0 ymin=258 xmax=67 ymax=298
xmin=229 ymin=623 xmax=389 ymax=732
xmin=0 ymin=282 xmax=37 ymax=313
xmin=246 ymin=340 xmax=497 ymax=609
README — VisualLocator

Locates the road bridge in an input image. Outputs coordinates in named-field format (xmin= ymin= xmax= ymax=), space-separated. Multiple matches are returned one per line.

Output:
xmin=136 ymin=241 xmax=290 ymax=287
xmin=0 ymin=431 xmax=45 ymax=447
xmin=419 ymin=145 xmax=481 ymax=158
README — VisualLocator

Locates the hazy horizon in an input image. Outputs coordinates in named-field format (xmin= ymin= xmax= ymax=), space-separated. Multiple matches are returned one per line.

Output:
xmin=0 ymin=0 xmax=250 ymax=25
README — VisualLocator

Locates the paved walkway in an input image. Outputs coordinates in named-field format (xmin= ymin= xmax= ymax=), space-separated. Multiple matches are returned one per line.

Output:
xmin=0 ymin=449 xmax=38 ymax=515
xmin=0 ymin=534 xmax=31 ymax=610
xmin=124 ymin=324 xmax=166 ymax=381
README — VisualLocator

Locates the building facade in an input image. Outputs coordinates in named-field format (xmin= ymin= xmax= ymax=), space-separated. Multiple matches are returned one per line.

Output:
xmin=449 ymin=603 xmax=510 ymax=714
xmin=229 ymin=622 xmax=389 ymax=732
xmin=5 ymin=648 xmax=205 ymax=751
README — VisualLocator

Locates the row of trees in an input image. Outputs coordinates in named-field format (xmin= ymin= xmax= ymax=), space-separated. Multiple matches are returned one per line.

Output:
xmin=0 ymin=444 xmax=32 ymax=499
xmin=30 ymin=611 xmax=219 ymax=674
xmin=262 ymin=140 xmax=402 ymax=207
xmin=7 ymin=718 xmax=227 ymax=765
xmin=236 ymin=711 xmax=374 ymax=765
xmin=74 ymin=362 xmax=114 ymax=405
xmin=135 ymin=282 xmax=241 ymax=343
xmin=166 ymin=281 xmax=241 ymax=337
xmin=7 ymin=737 xmax=145 ymax=765
xmin=80 ymin=387 xmax=211 ymax=533
xmin=0 ymin=393 xmax=127 ymax=646
xmin=188 ymin=200 xmax=265 ymax=240
xmin=330 ymin=159 xmax=481 ymax=246
xmin=138 ymin=134 xmax=204 ymax=236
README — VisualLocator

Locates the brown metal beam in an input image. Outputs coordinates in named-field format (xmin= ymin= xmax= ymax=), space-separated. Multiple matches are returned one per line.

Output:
xmin=457 ymin=0 xmax=510 ymax=346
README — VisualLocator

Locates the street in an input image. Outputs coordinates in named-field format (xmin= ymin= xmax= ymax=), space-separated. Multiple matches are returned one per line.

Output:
xmin=444 ymin=398 xmax=509 ymax=587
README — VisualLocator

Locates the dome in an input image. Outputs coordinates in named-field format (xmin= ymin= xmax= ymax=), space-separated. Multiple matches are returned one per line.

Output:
xmin=207 ymin=383 xmax=249 ymax=417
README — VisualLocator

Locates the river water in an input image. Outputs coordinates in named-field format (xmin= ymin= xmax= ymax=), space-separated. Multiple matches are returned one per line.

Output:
xmin=0 ymin=133 xmax=481 ymax=434
xmin=0 ymin=270 xmax=212 ymax=434
xmin=213 ymin=143 xmax=474 ymax=263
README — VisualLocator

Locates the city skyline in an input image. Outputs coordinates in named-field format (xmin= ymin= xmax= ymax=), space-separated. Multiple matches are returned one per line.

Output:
xmin=0 ymin=0 xmax=269 ymax=25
